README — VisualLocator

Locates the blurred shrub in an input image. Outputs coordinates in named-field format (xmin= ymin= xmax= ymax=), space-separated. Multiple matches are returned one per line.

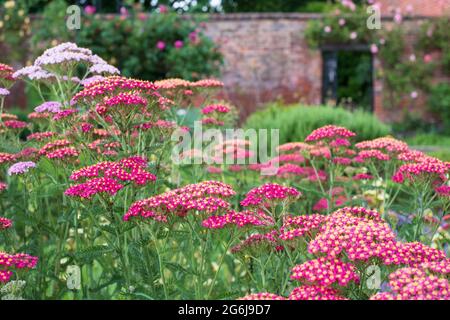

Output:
xmin=405 ymin=133 xmax=450 ymax=147
xmin=244 ymin=103 xmax=391 ymax=143
xmin=428 ymin=83 xmax=450 ymax=134
xmin=31 ymin=1 xmax=222 ymax=81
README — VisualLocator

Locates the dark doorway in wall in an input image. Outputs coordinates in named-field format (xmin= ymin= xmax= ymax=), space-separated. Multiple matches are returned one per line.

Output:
xmin=322 ymin=45 xmax=374 ymax=112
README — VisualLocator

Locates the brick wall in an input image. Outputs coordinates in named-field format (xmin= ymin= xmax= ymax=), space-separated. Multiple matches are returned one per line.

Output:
xmin=204 ymin=13 xmax=323 ymax=119
xmin=204 ymin=13 xmax=446 ymax=123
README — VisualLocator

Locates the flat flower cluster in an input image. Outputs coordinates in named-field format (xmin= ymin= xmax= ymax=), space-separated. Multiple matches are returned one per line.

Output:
xmin=371 ymin=267 xmax=450 ymax=300
xmin=234 ymin=205 xmax=449 ymax=300
xmin=72 ymin=76 xmax=159 ymax=104
xmin=279 ymin=214 xmax=325 ymax=241
xmin=95 ymin=92 xmax=148 ymax=115
xmin=38 ymin=139 xmax=79 ymax=160
xmin=65 ymin=156 xmax=156 ymax=199
xmin=7 ymin=162 xmax=36 ymax=176
xmin=392 ymin=159 xmax=449 ymax=184
xmin=355 ymin=137 xmax=409 ymax=154
xmin=124 ymin=181 xmax=236 ymax=222
xmin=202 ymin=210 xmax=273 ymax=229
xmin=305 ymin=125 xmax=356 ymax=142
xmin=0 ymin=252 xmax=38 ymax=283
xmin=240 ymin=183 xmax=301 ymax=208
xmin=0 ymin=217 xmax=12 ymax=230
xmin=14 ymin=42 xmax=119 ymax=82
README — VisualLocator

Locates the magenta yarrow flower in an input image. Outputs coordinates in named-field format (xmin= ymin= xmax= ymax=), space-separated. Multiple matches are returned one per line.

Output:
xmin=356 ymin=137 xmax=409 ymax=153
xmin=240 ymin=183 xmax=301 ymax=207
xmin=305 ymin=125 xmax=356 ymax=143
xmin=2 ymin=120 xmax=28 ymax=129
xmin=291 ymin=257 xmax=359 ymax=287
xmin=392 ymin=160 xmax=449 ymax=184
xmin=435 ymin=185 xmax=450 ymax=197
xmin=0 ymin=252 xmax=38 ymax=283
xmin=202 ymin=210 xmax=273 ymax=229
xmin=289 ymin=285 xmax=347 ymax=300
xmin=239 ymin=293 xmax=286 ymax=300
xmin=124 ymin=181 xmax=235 ymax=222
xmin=0 ymin=217 xmax=12 ymax=230
xmin=201 ymin=104 xmax=231 ymax=115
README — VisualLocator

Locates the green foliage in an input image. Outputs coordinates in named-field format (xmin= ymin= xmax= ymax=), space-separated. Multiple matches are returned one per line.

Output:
xmin=31 ymin=3 xmax=222 ymax=81
xmin=221 ymin=0 xmax=337 ymax=13
xmin=0 ymin=0 xmax=33 ymax=62
xmin=337 ymin=51 xmax=372 ymax=111
xmin=405 ymin=133 xmax=450 ymax=147
xmin=244 ymin=103 xmax=391 ymax=143
xmin=428 ymin=83 xmax=450 ymax=134
xmin=418 ymin=17 xmax=450 ymax=74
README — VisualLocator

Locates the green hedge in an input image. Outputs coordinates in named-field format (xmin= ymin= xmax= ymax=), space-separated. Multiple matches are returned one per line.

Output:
xmin=244 ymin=104 xmax=391 ymax=143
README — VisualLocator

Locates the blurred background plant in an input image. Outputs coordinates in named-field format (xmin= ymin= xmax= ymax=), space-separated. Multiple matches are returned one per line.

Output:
xmin=30 ymin=0 xmax=222 ymax=81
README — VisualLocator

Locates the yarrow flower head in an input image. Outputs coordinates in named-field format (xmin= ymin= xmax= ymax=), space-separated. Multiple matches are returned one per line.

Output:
xmin=240 ymin=183 xmax=301 ymax=208
xmin=0 ymin=63 xmax=15 ymax=88
xmin=202 ymin=210 xmax=273 ymax=229
xmin=0 ymin=217 xmax=12 ymax=230
xmin=308 ymin=207 xmax=398 ymax=262
xmin=231 ymin=230 xmax=281 ymax=254
xmin=371 ymin=267 xmax=450 ymax=300
xmin=27 ymin=131 xmax=57 ymax=142
xmin=7 ymin=161 xmax=36 ymax=176
xmin=305 ymin=125 xmax=356 ymax=143
xmin=0 ymin=152 xmax=16 ymax=165
xmin=291 ymin=257 xmax=360 ymax=287
xmin=1 ymin=120 xmax=28 ymax=130
xmin=279 ymin=214 xmax=326 ymax=241
xmin=0 ymin=252 xmax=38 ymax=283
xmin=239 ymin=293 xmax=286 ymax=300
xmin=12 ymin=65 xmax=55 ymax=81
xmin=95 ymin=92 xmax=147 ymax=115
xmin=355 ymin=137 xmax=409 ymax=154
xmin=0 ymin=88 xmax=10 ymax=97
xmin=53 ymin=109 xmax=78 ymax=121
xmin=392 ymin=160 xmax=449 ymax=184
xmin=289 ymin=285 xmax=347 ymax=300
xmin=34 ymin=101 xmax=62 ymax=113
xmin=435 ymin=185 xmax=450 ymax=197
xmin=124 ymin=181 xmax=235 ymax=222
xmin=201 ymin=104 xmax=230 ymax=115
xmin=66 ymin=157 xmax=156 ymax=200
xmin=355 ymin=149 xmax=390 ymax=162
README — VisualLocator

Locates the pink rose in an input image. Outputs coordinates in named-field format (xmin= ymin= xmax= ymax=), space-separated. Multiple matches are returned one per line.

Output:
xmin=156 ymin=41 xmax=166 ymax=51
xmin=84 ymin=5 xmax=96 ymax=15
xmin=370 ymin=44 xmax=378 ymax=54
xmin=159 ymin=5 xmax=169 ymax=13
xmin=174 ymin=40 xmax=184 ymax=49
